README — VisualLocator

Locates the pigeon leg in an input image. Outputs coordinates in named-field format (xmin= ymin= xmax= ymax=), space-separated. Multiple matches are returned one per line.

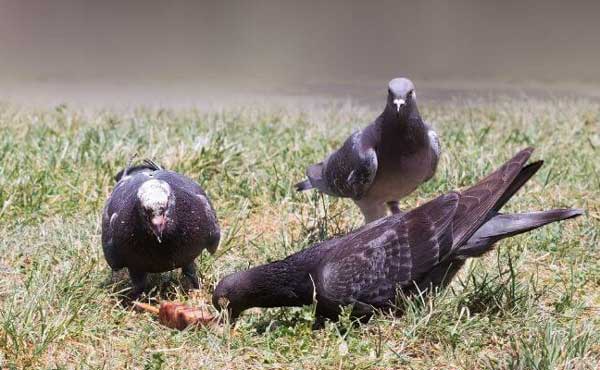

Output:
xmin=128 ymin=269 xmax=147 ymax=300
xmin=387 ymin=201 xmax=403 ymax=215
xmin=182 ymin=262 xmax=200 ymax=290
xmin=312 ymin=316 xmax=327 ymax=330
xmin=351 ymin=301 xmax=374 ymax=324
xmin=354 ymin=199 xmax=388 ymax=223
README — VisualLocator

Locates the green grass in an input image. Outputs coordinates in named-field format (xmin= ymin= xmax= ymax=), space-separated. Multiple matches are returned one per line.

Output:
xmin=0 ymin=98 xmax=598 ymax=369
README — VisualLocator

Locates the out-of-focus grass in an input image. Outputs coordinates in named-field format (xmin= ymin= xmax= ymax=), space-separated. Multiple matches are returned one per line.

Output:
xmin=0 ymin=98 xmax=598 ymax=369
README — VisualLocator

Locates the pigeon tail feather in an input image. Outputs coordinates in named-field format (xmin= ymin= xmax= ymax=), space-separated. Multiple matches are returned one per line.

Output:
xmin=114 ymin=160 xmax=164 ymax=182
xmin=457 ymin=208 xmax=583 ymax=257
xmin=142 ymin=159 xmax=163 ymax=171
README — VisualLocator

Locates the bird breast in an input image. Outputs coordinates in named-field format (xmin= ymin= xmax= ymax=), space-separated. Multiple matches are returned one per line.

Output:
xmin=368 ymin=146 xmax=437 ymax=201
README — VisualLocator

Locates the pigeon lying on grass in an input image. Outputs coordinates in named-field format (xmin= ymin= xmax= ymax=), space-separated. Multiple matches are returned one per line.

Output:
xmin=295 ymin=77 xmax=440 ymax=223
xmin=215 ymin=148 xmax=581 ymax=325
xmin=102 ymin=160 xmax=220 ymax=299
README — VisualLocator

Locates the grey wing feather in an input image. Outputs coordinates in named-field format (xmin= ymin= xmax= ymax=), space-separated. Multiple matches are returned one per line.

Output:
xmin=425 ymin=122 xmax=441 ymax=177
xmin=451 ymin=147 xmax=534 ymax=249
xmin=315 ymin=130 xmax=378 ymax=199
xmin=421 ymin=208 xmax=583 ymax=288
xmin=101 ymin=211 xmax=123 ymax=269
xmin=101 ymin=202 xmax=119 ymax=268
xmin=319 ymin=192 xmax=459 ymax=307
xmin=154 ymin=170 xmax=220 ymax=250
xmin=101 ymin=172 xmax=151 ymax=268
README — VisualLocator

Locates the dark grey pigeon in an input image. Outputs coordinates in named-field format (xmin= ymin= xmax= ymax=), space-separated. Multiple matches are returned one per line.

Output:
xmin=214 ymin=148 xmax=582 ymax=325
xmin=102 ymin=160 xmax=220 ymax=299
xmin=295 ymin=77 xmax=440 ymax=223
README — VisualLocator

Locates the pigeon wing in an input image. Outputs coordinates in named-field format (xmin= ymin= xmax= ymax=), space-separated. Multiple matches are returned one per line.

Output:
xmin=153 ymin=170 xmax=220 ymax=251
xmin=425 ymin=122 xmax=441 ymax=177
xmin=315 ymin=130 xmax=378 ymax=199
xmin=153 ymin=170 xmax=218 ymax=220
xmin=101 ymin=172 xmax=151 ymax=268
xmin=101 ymin=202 xmax=119 ymax=268
xmin=319 ymin=192 xmax=458 ymax=308
xmin=451 ymin=147 xmax=534 ymax=249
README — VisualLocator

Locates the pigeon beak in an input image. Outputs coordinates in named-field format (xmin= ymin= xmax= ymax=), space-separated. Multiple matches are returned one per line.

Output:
xmin=151 ymin=214 xmax=167 ymax=243
xmin=393 ymin=98 xmax=406 ymax=113
xmin=207 ymin=243 xmax=218 ymax=255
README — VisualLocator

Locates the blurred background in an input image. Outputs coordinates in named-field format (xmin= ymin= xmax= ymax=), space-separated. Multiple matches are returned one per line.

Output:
xmin=1 ymin=0 xmax=600 ymax=107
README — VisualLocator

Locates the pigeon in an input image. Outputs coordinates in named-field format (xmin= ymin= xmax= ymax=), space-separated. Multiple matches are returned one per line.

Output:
xmin=102 ymin=160 xmax=220 ymax=299
xmin=214 ymin=148 xmax=582 ymax=325
xmin=295 ymin=77 xmax=440 ymax=223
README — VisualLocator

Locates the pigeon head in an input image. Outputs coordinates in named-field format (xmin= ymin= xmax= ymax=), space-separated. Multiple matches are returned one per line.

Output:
xmin=212 ymin=271 xmax=249 ymax=320
xmin=136 ymin=179 xmax=175 ymax=243
xmin=213 ymin=262 xmax=314 ymax=320
xmin=386 ymin=77 xmax=416 ymax=117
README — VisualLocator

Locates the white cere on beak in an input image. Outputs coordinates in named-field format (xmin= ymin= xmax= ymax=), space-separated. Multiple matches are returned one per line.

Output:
xmin=137 ymin=179 xmax=171 ymax=216
xmin=393 ymin=98 xmax=406 ymax=112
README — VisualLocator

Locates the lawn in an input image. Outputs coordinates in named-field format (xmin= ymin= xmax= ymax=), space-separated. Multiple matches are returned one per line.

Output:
xmin=0 ymin=98 xmax=598 ymax=369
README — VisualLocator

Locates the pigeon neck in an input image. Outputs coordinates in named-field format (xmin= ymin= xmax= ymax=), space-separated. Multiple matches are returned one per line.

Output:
xmin=382 ymin=101 xmax=421 ymax=123
xmin=380 ymin=105 xmax=425 ymax=137
xmin=226 ymin=260 xmax=315 ymax=315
